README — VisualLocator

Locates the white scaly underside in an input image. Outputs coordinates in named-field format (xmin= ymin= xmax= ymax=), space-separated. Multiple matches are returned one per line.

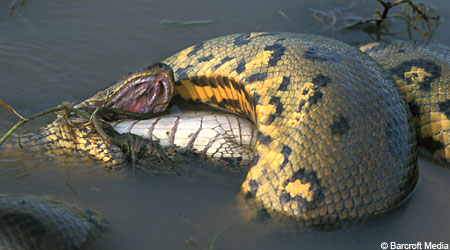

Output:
xmin=111 ymin=110 xmax=257 ymax=164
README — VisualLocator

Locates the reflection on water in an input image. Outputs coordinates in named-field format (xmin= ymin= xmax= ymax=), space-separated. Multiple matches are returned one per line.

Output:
xmin=1 ymin=0 xmax=450 ymax=249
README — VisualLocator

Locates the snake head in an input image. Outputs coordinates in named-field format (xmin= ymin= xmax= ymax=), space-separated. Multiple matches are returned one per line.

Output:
xmin=76 ymin=62 xmax=174 ymax=120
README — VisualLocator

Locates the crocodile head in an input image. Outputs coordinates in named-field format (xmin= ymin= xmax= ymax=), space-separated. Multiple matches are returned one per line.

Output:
xmin=76 ymin=62 xmax=174 ymax=120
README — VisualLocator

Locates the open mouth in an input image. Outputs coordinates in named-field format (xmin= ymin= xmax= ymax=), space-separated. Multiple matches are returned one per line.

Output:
xmin=75 ymin=63 xmax=174 ymax=121
xmin=106 ymin=73 xmax=172 ymax=115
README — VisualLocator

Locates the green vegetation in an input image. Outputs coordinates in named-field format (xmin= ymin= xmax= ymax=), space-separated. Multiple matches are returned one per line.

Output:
xmin=0 ymin=99 xmax=179 ymax=174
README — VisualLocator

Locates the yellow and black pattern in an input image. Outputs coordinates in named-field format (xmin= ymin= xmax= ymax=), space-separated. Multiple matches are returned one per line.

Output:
xmin=9 ymin=32 xmax=448 ymax=230
xmin=162 ymin=32 xmax=418 ymax=226
xmin=360 ymin=41 xmax=450 ymax=160
xmin=5 ymin=115 xmax=124 ymax=165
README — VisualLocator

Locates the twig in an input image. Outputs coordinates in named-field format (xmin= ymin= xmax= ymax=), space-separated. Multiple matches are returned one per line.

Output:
xmin=278 ymin=9 xmax=294 ymax=24
xmin=0 ymin=99 xmax=179 ymax=175
xmin=180 ymin=213 xmax=235 ymax=250
xmin=180 ymin=214 xmax=212 ymax=245
xmin=0 ymin=99 xmax=95 ymax=146
xmin=0 ymin=99 xmax=27 ymax=120
xmin=0 ymin=103 xmax=68 ymax=145
xmin=9 ymin=0 xmax=26 ymax=15
xmin=90 ymin=108 xmax=112 ymax=143
xmin=344 ymin=0 xmax=439 ymax=41
xmin=209 ymin=224 xmax=233 ymax=250
xmin=160 ymin=20 xmax=217 ymax=28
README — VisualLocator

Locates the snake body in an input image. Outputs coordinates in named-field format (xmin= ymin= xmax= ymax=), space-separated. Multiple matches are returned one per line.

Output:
xmin=0 ymin=195 xmax=104 ymax=250
xmin=360 ymin=41 xmax=450 ymax=160
xmin=157 ymin=32 xmax=419 ymax=226
xmin=2 ymin=32 xmax=450 ymax=239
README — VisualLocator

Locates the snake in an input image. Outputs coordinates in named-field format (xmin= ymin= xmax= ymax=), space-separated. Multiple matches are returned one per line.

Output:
xmin=0 ymin=195 xmax=105 ymax=250
xmin=1 ymin=32 xmax=450 ymax=242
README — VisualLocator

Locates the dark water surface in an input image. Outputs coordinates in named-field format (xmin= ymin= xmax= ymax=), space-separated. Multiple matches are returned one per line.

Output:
xmin=1 ymin=0 xmax=450 ymax=249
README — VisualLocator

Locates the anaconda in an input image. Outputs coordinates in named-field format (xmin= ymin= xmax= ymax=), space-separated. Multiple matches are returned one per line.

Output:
xmin=2 ymin=32 xmax=450 ymax=231
xmin=0 ymin=195 xmax=105 ymax=250
xmin=119 ymin=32 xmax=418 ymax=227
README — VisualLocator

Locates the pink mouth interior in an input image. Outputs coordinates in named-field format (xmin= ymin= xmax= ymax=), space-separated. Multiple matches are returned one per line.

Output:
xmin=122 ymin=93 xmax=148 ymax=113
xmin=106 ymin=73 xmax=171 ymax=117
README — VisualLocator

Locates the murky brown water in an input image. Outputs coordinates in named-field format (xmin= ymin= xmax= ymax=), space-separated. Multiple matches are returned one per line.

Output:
xmin=1 ymin=0 xmax=450 ymax=249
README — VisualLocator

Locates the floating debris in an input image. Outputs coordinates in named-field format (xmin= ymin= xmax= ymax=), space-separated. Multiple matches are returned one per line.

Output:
xmin=160 ymin=19 xmax=217 ymax=28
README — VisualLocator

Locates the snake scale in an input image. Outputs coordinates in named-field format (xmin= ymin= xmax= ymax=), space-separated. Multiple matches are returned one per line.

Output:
xmin=0 ymin=196 xmax=104 ymax=250
xmin=1 ymin=32 xmax=450 ymax=246
xmin=147 ymin=32 xmax=419 ymax=226
xmin=109 ymin=32 xmax=449 ymax=227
